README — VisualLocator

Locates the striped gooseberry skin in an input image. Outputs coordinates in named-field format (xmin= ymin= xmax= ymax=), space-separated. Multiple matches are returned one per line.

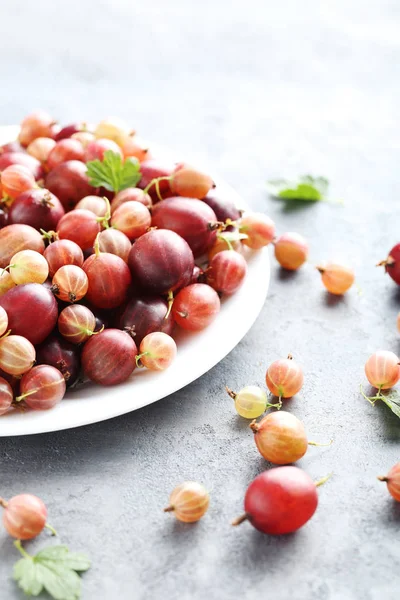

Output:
xmin=0 ymin=224 xmax=45 ymax=269
xmin=18 ymin=365 xmax=66 ymax=410
xmin=0 ymin=376 xmax=13 ymax=415
xmin=250 ymin=411 xmax=308 ymax=465
xmin=0 ymin=165 xmax=36 ymax=200
xmin=44 ymin=239 xmax=84 ymax=278
xmin=97 ymin=229 xmax=132 ymax=263
xmin=52 ymin=265 xmax=88 ymax=303
xmin=2 ymin=494 xmax=47 ymax=540
xmin=266 ymin=355 xmax=304 ymax=398
xmin=165 ymin=482 xmax=209 ymax=523
xmin=365 ymin=350 xmax=400 ymax=390
xmin=379 ymin=463 xmax=400 ymax=501
xmin=0 ymin=306 xmax=8 ymax=336
xmin=139 ymin=332 xmax=177 ymax=371
xmin=207 ymin=250 xmax=247 ymax=295
xmin=0 ymin=271 xmax=15 ymax=296
xmin=58 ymin=305 xmax=97 ymax=344
xmin=81 ymin=329 xmax=137 ymax=386
xmin=240 ymin=212 xmax=276 ymax=249
xmin=111 ymin=187 xmax=152 ymax=213
xmin=0 ymin=335 xmax=36 ymax=376
xmin=317 ymin=263 xmax=355 ymax=295
xmin=274 ymin=232 xmax=308 ymax=270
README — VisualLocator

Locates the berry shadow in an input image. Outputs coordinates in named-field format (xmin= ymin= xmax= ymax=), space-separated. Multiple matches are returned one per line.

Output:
xmin=323 ymin=291 xmax=347 ymax=307
xmin=379 ymin=498 xmax=400 ymax=525
xmin=271 ymin=198 xmax=318 ymax=214
xmin=277 ymin=268 xmax=299 ymax=282
xmin=386 ymin=284 xmax=400 ymax=308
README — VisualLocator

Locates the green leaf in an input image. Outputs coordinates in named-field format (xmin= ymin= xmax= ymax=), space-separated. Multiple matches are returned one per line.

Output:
xmin=86 ymin=150 xmax=141 ymax=192
xmin=36 ymin=563 xmax=81 ymax=600
xmin=267 ymin=175 xmax=330 ymax=202
xmin=380 ymin=394 xmax=400 ymax=419
xmin=14 ymin=544 xmax=90 ymax=600
xmin=36 ymin=547 xmax=91 ymax=572
xmin=14 ymin=558 xmax=43 ymax=596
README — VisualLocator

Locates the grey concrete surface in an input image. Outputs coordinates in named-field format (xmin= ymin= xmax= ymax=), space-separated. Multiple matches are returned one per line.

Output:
xmin=1 ymin=1 xmax=400 ymax=598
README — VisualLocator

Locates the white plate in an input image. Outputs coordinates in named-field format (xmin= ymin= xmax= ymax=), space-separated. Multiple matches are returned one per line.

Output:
xmin=0 ymin=125 xmax=270 ymax=436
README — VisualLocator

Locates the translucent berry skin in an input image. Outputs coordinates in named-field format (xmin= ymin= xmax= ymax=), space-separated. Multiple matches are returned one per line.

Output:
xmin=207 ymin=250 xmax=247 ymax=295
xmin=19 ymin=365 xmax=66 ymax=410
xmin=151 ymin=197 xmax=217 ymax=257
xmin=0 ymin=271 xmax=16 ymax=296
xmin=8 ymin=189 xmax=65 ymax=231
xmin=365 ymin=350 xmax=400 ymax=390
xmin=128 ymin=229 xmax=194 ymax=295
xmin=36 ymin=334 xmax=81 ymax=388
xmin=251 ymin=411 xmax=308 ymax=464
xmin=97 ymin=228 xmax=132 ymax=263
xmin=139 ymin=332 xmax=177 ymax=371
xmin=52 ymin=265 xmax=89 ymax=303
xmin=0 ymin=283 xmax=58 ymax=345
xmin=0 ymin=306 xmax=8 ymax=336
xmin=0 ymin=164 xmax=36 ymax=200
xmin=111 ymin=188 xmax=152 ymax=213
xmin=44 ymin=239 xmax=84 ymax=278
xmin=83 ymin=253 xmax=132 ymax=309
xmin=0 ymin=152 xmax=43 ymax=180
xmin=0 ymin=224 xmax=45 ymax=269
xmin=85 ymin=138 xmax=123 ymax=162
xmin=0 ymin=376 xmax=13 ymax=415
xmin=0 ymin=335 xmax=36 ymax=376
xmin=18 ymin=111 xmax=56 ymax=146
xmin=274 ymin=232 xmax=309 ymax=270
xmin=318 ymin=263 xmax=355 ymax=295
xmin=234 ymin=385 xmax=267 ymax=419
xmin=56 ymin=209 xmax=101 ymax=250
xmin=3 ymin=494 xmax=47 ymax=540
xmin=166 ymin=482 xmax=209 ymax=523
xmin=379 ymin=463 xmax=400 ymax=501
xmin=58 ymin=304 xmax=96 ymax=344
xmin=117 ymin=295 xmax=174 ymax=345
xmin=82 ymin=329 xmax=137 ymax=386
xmin=111 ymin=201 xmax=151 ymax=241
xmin=45 ymin=160 xmax=95 ymax=211
xmin=266 ymin=356 xmax=304 ymax=398
xmin=47 ymin=139 xmax=85 ymax=170
xmin=170 ymin=167 xmax=214 ymax=199
xmin=241 ymin=467 xmax=318 ymax=535
xmin=122 ymin=136 xmax=150 ymax=162
xmin=94 ymin=117 xmax=130 ymax=146
xmin=9 ymin=249 xmax=49 ymax=285
xmin=202 ymin=190 xmax=241 ymax=223
xmin=172 ymin=284 xmax=220 ymax=331
xmin=27 ymin=137 xmax=56 ymax=163
xmin=240 ymin=213 xmax=276 ymax=249
xmin=75 ymin=195 xmax=108 ymax=217
xmin=381 ymin=243 xmax=400 ymax=285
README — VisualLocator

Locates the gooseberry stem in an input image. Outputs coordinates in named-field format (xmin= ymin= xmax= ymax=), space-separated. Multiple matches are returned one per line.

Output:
xmin=143 ymin=176 xmax=171 ymax=201
xmin=377 ymin=475 xmax=389 ymax=482
xmin=14 ymin=540 xmax=31 ymax=560
xmin=163 ymin=505 xmax=174 ymax=513
xmin=225 ymin=386 xmax=236 ymax=400
xmin=314 ymin=473 xmax=333 ymax=487
xmin=135 ymin=352 xmax=149 ymax=368
xmin=165 ymin=290 xmax=174 ymax=319
xmin=308 ymin=439 xmax=333 ymax=447
xmin=94 ymin=233 xmax=101 ymax=257
xmin=0 ymin=497 xmax=8 ymax=508
xmin=360 ymin=384 xmax=385 ymax=405
xmin=45 ymin=522 xmax=57 ymax=536
xmin=96 ymin=197 xmax=111 ymax=228
xmin=232 ymin=513 xmax=249 ymax=526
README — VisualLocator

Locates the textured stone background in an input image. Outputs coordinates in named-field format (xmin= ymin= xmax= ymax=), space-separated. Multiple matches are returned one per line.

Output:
xmin=1 ymin=1 xmax=400 ymax=598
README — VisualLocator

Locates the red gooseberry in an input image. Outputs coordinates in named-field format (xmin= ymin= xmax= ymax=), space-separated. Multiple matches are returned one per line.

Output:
xmin=266 ymin=354 xmax=304 ymax=399
xmin=172 ymin=283 xmax=220 ymax=331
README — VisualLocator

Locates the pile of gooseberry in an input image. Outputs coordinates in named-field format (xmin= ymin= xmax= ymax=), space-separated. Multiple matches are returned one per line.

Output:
xmin=0 ymin=111 xmax=288 ymax=415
